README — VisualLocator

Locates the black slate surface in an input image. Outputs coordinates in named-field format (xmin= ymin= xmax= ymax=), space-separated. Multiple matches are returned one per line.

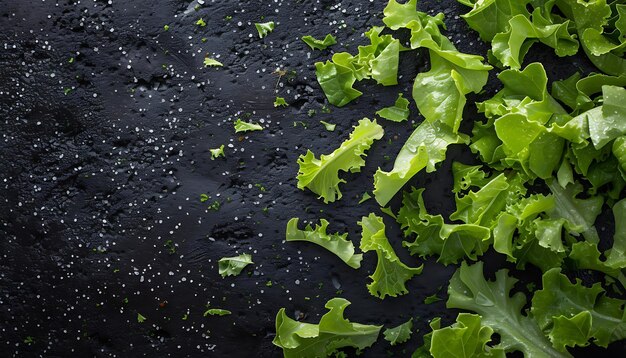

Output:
xmin=1 ymin=0 xmax=624 ymax=357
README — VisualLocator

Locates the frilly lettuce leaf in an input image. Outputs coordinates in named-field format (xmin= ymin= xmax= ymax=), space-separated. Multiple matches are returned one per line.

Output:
xmin=301 ymin=34 xmax=337 ymax=50
xmin=286 ymin=218 xmax=362 ymax=269
xmin=546 ymin=180 xmax=603 ymax=243
xmin=376 ymin=93 xmax=410 ymax=122
xmin=297 ymin=118 xmax=384 ymax=203
xmin=383 ymin=318 xmax=413 ymax=346
xmin=451 ymin=162 xmax=491 ymax=194
xmin=447 ymin=262 xmax=571 ymax=358
xmin=568 ymin=241 xmax=626 ymax=287
xmin=359 ymin=213 xmax=423 ymax=299
xmin=555 ymin=0 xmax=626 ymax=76
xmin=373 ymin=120 xmax=467 ymax=206
xmin=531 ymin=268 xmax=626 ymax=348
xmin=429 ymin=313 xmax=506 ymax=358
xmin=273 ymin=297 xmax=382 ymax=358
xmin=398 ymin=188 xmax=491 ymax=265
xmin=315 ymin=27 xmax=401 ymax=107
xmin=549 ymin=311 xmax=592 ymax=351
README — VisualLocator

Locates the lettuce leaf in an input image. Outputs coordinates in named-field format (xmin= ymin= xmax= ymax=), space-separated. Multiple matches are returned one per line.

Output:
xmin=285 ymin=218 xmax=362 ymax=269
xmin=429 ymin=313 xmax=506 ymax=358
xmin=531 ymin=268 xmax=626 ymax=348
xmin=568 ymin=241 xmax=626 ymax=287
xmin=301 ymin=34 xmax=337 ymax=50
xmin=546 ymin=180 xmax=603 ymax=243
xmin=315 ymin=60 xmax=363 ymax=107
xmin=459 ymin=0 xmax=531 ymax=42
xmin=606 ymin=199 xmax=626 ymax=268
xmin=234 ymin=118 xmax=263 ymax=133
xmin=383 ymin=318 xmax=413 ymax=346
xmin=447 ymin=262 xmax=570 ymax=358
xmin=398 ymin=188 xmax=491 ymax=265
xmin=492 ymin=14 xmax=578 ymax=70
xmin=297 ymin=118 xmax=384 ymax=203
xmin=255 ymin=22 xmax=275 ymax=38
xmin=359 ymin=213 xmax=423 ymax=299
xmin=314 ymin=27 xmax=401 ymax=107
xmin=218 ymin=254 xmax=253 ymax=277
xmin=273 ymin=298 xmax=382 ymax=358
xmin=376 ymin=93 xmax=410 ymax=122
xmin=373 ymin=120 xmax=467 ymax=206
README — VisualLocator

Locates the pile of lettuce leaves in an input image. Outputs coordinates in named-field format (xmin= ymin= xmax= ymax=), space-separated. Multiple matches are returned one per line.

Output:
xmin=274 ymin=0 xmax=626 ymax=357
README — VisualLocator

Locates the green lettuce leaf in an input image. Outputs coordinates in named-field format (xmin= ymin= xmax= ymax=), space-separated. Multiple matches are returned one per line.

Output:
xmin=204 ymin=308 xmax=231 ymax=316
xmin=492 ymin=14 xmax=578 ymax=70
xmin=568 ymin=241 xmax=626 ymax=289
xmin=606 ymin=199 xmax=626 ymax=268
xmin=315 ymin=60 xmax=362 ymax=107
xmin=373 ymin=120 xmax=467 ymax=206
xmin=458 ymin=0 xmax=531 ymax=42
xmin=285 ymin=218 xmax=362 ymax=269
xmin=376 ymin=93 xmax=410 ymax=122
xmin=531 ymin=268 xmax=626 ymax=348
xmin=383 ymin=318 xmax=413 ymax=346
xmin=297 ymin=118 xmax=384 ymax=203
xmin=555 ymin=0 xmax=626 ymax=76
xmin=588 ymin=85 xmax=626 ymax=149
xmin=210 ymin=145 xmax=225 ymax=160
xmin=429 ymin=313 xmax=506 ymax=358
xmin=314 ymin=27 xmax=401 ymax=107
xmin=398 ymin=188 xmax=491 ymax=265
xmin=255 ymin=21 xmax=275 ymax=38
xmin=302 ymin=34 xmax=337 ymax=50
xmin=451 ymin=162 xmax=491 ymax=194
xmin=359 ymin=213 xmax=423 ymax=299
xmin=447 ymin=262 xmax=570 ymax=358
xmin=546 ymin=180 xmax=603 ymax=243
xmin=218 ymin=254 xmax=253 ymax=277
xmin=234 ymin=118 xmax=264 ymax=133
xmin=549 ymin=311 xmax=592 ymax=351
xmin=273 ymin=298 xmax=382 ymax=358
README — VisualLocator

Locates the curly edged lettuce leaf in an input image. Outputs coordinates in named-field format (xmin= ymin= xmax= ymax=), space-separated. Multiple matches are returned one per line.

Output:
xmin=315 ymin=27 xmax=401 ymax=107
xmin=546 ymin=179 xmax=603 ymax=243
xmin=373 ymin=120 xmax=468 ymax=206
xmin=286 ymin=218 xmax=362 ymax=269
xmin=428 ymin=313 xmax=506 ymax=358
xmin=458 ymin=0 xmax=578 ymax=69
xmin=273 ymin=298 xmax=382 ymax=358
xmin=297 ymin=118 xmax=384 ymax=203
xmin=384 ymin=0 xmax=492 ymax=133
xmin=555 ymin=0 xmax=626 ymax=76
xmin=531 ymin=268 xmax=626 ymax=349
xmin=398 ymin=187 xmax=491 ymax=265
xmin=359 ymin=213 xmax=423 ymax=299
xmin=447 ymin=262 xmax=571 ymax=358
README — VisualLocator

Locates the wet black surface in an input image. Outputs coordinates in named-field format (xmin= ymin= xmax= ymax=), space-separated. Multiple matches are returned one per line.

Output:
xmin=1 ymin=0 xmax=624 ymax=357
